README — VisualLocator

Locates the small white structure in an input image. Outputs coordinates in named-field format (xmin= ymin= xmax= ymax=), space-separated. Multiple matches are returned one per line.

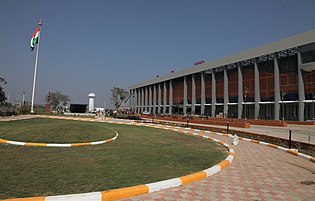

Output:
xmin=95 ymin=107 xmax=105 ymax=113
xmin=88 ymin=93 xmax=96 ymax=112
xmin=232 ymin=134 xmax=239 ymax=146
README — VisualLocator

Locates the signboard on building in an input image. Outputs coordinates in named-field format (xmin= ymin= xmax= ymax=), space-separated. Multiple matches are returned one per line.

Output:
xmin=194 ymin=60 xmax=205 ymax=66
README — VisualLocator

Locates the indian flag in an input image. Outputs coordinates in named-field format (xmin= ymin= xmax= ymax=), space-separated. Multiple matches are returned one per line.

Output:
xmin=30 ymin=26 xmax=40 ymax=51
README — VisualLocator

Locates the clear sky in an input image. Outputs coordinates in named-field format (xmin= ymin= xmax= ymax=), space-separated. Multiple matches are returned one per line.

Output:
xmin=1 ymin=0 xmax=314 ymax=108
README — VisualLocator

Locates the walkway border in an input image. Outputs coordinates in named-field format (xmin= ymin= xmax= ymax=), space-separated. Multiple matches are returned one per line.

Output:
xmin=1 ymin=115 xmax=234 ymax=201
xmin=199 ymin=130 xmax=315 ymax=163
xmin=0 ymin=125 xmax=118 ymax=148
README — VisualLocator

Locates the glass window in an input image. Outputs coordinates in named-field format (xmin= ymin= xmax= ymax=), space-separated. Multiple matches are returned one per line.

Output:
xmin=301 ymin=50 xmax=315 ymax=64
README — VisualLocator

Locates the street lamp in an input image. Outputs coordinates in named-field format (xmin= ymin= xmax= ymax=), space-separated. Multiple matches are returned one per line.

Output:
xmin=244 ymin=87 xmax=249 ymax=121
xmin=22 ymin=92 xmax=25 ymax=105
xmin=281 ymin=90 xmax=286 ymax=122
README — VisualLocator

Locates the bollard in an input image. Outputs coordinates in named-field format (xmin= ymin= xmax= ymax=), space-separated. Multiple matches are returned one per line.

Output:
xmin=289 ymin=129 xmax=292 ymax=149
xmin=186 ymin=118 xmax=189 ymax=128
xmin=227 ymin=122 xmax=229 ymax=133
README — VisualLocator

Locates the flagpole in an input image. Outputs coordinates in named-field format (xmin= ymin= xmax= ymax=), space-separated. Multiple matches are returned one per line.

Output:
xmin=31 ymin=19 xmax=42 ymax=113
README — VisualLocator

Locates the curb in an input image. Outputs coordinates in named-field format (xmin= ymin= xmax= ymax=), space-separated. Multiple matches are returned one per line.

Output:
xmin=200 ymin=130 xmax=315 ymax=163
xmin=0 ymin=124 xmax=118 ymax=148
xmin=1 ymin=116 xmax=234 ymax=201
xmin=239 ymin=136 xmax=315 ymax=163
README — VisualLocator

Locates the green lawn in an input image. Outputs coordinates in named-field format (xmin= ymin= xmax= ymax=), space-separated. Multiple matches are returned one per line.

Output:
xmin=0 ymin=118 xmax=228 ymax=199
xmin=0 ymin=118 xmax=116 ymax=143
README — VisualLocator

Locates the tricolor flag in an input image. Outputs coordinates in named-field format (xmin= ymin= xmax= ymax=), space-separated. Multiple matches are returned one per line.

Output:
xmin=30 ymin=26 xmax=40 ymax=51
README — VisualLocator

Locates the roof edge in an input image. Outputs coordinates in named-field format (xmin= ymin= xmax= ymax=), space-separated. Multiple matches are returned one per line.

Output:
xmin=129 ymin=29 xmax=315 ymax=89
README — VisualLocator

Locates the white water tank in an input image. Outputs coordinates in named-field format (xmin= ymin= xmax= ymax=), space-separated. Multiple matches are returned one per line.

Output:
xmin=88 ymin=93 xmax=95 ymax=112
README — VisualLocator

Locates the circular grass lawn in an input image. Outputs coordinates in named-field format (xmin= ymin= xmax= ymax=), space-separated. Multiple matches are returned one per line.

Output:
xmin=0 ymin=118 xmax=228 ymax=200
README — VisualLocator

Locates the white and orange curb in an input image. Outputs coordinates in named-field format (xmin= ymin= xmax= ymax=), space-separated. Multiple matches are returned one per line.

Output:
xmin=239 ymin=136 xmax=315 ymax=163
xmin=1 ymin=115 xmax=234 ymax=201
xmin=199 ymin=129 xmax=315 ymax=163
xmin=0 ymin=128 xmax=118 ymax=147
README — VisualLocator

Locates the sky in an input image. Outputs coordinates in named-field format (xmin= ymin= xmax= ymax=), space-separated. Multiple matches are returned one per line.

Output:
xmin=1 ymin=0 xmax=314 ymax=108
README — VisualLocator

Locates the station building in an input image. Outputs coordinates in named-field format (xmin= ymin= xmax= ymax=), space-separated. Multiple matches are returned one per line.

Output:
xmin=129 ymin=29 xmax=315 ymax=121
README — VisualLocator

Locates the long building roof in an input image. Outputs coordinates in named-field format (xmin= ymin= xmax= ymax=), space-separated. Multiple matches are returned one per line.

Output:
xmin=129 ymin=29 xmax=315 ymax=89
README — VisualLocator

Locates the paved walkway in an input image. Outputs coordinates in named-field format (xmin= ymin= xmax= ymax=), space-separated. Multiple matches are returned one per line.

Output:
xmin=0 ymin=115 xmax=35 ymax=122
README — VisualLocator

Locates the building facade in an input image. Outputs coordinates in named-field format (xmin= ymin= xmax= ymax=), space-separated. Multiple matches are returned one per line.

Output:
xmin=129 ymin=30 xmax=315 ymax=121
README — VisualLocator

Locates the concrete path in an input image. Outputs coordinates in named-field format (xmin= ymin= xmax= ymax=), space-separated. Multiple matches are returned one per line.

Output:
xmin=119 ymin=128 xmax=315 ymax=200
xmin=0 ymin=115 xmax=35 ymax=122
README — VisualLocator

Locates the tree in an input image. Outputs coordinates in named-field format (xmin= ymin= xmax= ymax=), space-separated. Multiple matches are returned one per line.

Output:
xmin=45 ymin=91 xmax=70 ymax=110
xmin=0 ymin=76 xmax=7 ymax=105
xmin=111 ymin=87 xmax=129 ymax=109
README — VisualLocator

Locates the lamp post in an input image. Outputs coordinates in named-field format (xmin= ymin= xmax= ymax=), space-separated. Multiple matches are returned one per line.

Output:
xmin=244 ymin=87 xmax=249 ymax=121
xmin=22 ymin=92 xmax=25 ymax=105
xmin=281 ymin=90 xmax=286 ymax=122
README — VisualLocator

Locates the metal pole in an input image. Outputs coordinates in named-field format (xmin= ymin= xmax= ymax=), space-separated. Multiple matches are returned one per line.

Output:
xmin=313 ymin=93 xmax=315 ymax=120
xmin=289 ymin=128 xmax=292 ymax=149
xmin=22 ymin=92 xmax=25 ymax=105
xmin=30 ymin=20 xmax=42 ymax=113
xmin=227 ymin=122 xmax=229 ymax=133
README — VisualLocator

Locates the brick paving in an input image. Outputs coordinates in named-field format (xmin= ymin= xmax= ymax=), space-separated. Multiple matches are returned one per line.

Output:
xmin=121 ymin=130 xmax=315 ymax=201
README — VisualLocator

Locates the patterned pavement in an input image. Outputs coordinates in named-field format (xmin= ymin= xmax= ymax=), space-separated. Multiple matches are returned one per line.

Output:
xmin=121 ymin=130 xmax=315 ymax=201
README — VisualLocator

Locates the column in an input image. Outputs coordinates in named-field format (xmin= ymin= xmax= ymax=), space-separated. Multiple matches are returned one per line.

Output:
xmin=211 ymin=70 xmax=216 ymax=117
xmin=274 ymin=54 xmax=280 ymax=120
xmin=238 ymin=64 xmax=243 ymax=119
xmin=163 ymin=82 xmax=167 ymax=113
xmin=129 ymin=89 xmax=132 ymax=111
xmin=145 ymin=86 xmax=148 ymax=112
xmin=169 ymin=80 xmax=173 ymax=115
xmin=153 ymin=84 xmax=157 ymax=115
xmin=183 ymin=76 xmax=188 ymax=116
xmin=191 ymin=74 xmax=196 ymax=114
xmin=224 ymin=66 xmax=228 ymax=118
xmin=130 ymin=89 xmax=134 ymax=112
xmin=254 ymin=61 xmax=260 ymax=119
xmin=158 ymin=83 xmax=162 ymax=114
xmin=137 ymin=88 xmax=140 ymax=113
xmin=149 ymin=86 xmax=152 ymax=114
xmin=298 ymin=52 xmax=305 ymax=121
xmin=200 ymin=72 xmax=206 ymax=115
xmin=141 ymin=88 xmax=144 ymax=113
xmin=133 ymin=89 xmax=136 ymax=112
